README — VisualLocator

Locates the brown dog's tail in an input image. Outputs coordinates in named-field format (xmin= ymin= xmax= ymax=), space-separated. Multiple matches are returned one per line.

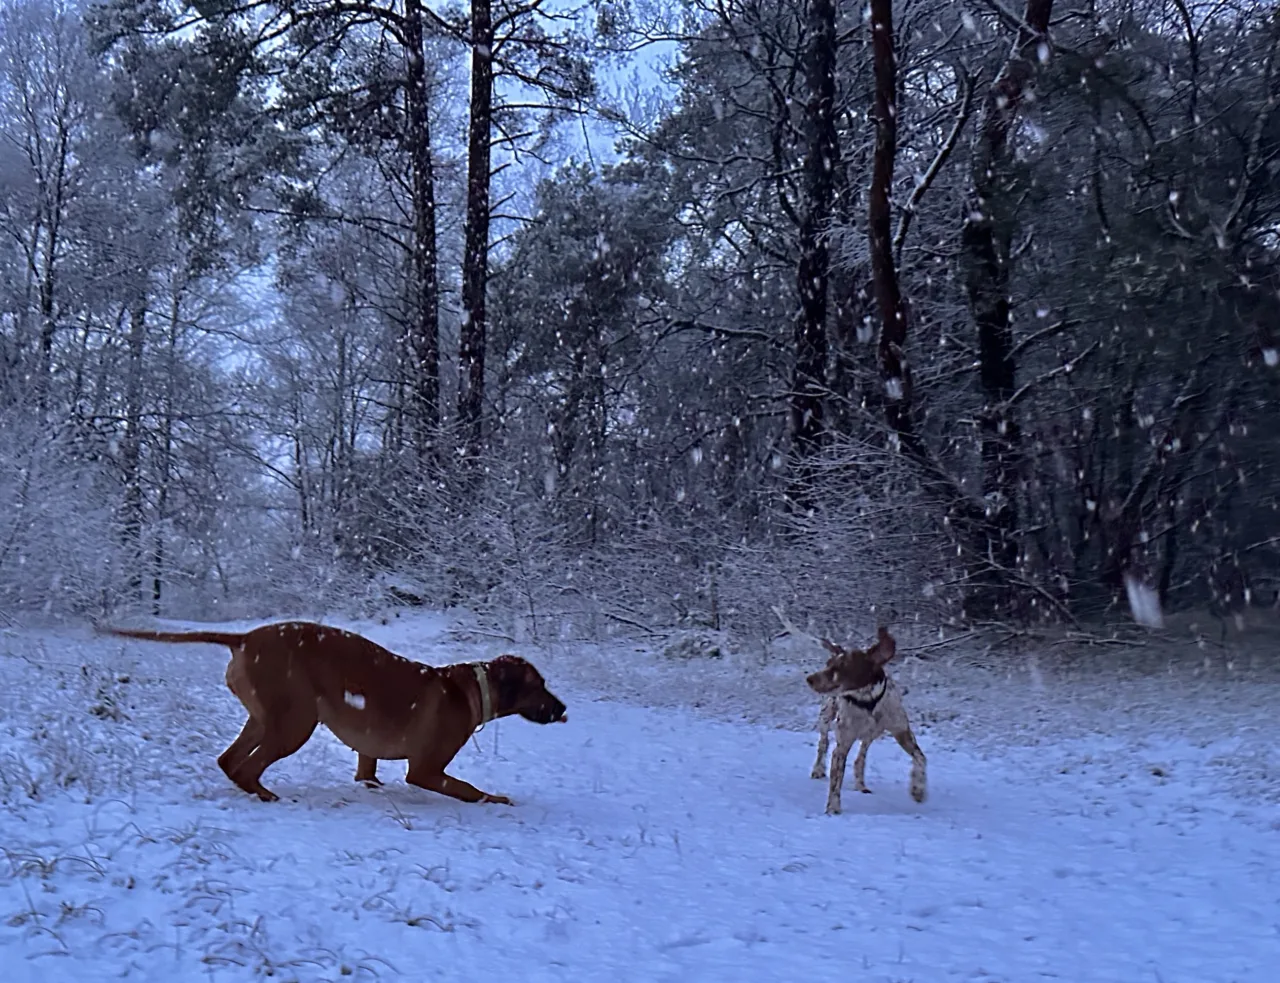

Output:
xmin=96 ymin=625 xmax=247 ymax=648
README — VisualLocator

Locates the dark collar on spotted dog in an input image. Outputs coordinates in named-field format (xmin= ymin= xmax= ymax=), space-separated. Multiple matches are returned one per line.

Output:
xmin=841 ymin=676 xmax=887 ymax=711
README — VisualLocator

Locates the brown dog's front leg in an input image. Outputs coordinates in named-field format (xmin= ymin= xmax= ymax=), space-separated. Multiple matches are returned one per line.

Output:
xmin=355 ymin=754 xmax=382 ymax=786
xmin=406 ymin=766 xmax=513 ymax=806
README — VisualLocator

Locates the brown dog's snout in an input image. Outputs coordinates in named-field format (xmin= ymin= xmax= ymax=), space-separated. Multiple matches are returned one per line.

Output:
xmin=523 ymin=691 xmax=567 ymax=724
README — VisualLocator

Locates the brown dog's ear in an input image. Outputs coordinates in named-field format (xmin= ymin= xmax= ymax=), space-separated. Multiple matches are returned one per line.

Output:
xmin=867 ymin=627 xmax=897 ymax=666
xmin=819 ymin=638 xmax=844 ymax=657
xmin=487 ymin=655 xmax=528 ymax=712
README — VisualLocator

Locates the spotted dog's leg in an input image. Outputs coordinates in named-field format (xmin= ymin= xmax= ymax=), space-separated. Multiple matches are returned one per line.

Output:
xmin=825 ymin=730 xmax=852 ymax=815
xmin=892 ymin=728 xmax=927 ymax=803
xmin=852 ymin=737 xmax=874 ymax=793
xmin=811 ymin=696 xmax=836 ymax=779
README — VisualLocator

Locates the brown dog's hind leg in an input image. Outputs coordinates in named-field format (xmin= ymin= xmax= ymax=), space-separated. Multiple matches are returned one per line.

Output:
xmin=892 ymin=728 xmax=928 ymax=803
xmin=218 ymin=718 xmax=264 ymax=782
xmin=228 ymin=717 xmax=318 ymax=803
xmin=355 ymin=754 xmax=382 ymax=786
xmin=406 ymin=763 xmax=513 ymax=806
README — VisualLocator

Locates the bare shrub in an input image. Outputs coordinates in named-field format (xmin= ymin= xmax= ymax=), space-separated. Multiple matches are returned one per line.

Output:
xmin=0 ymin=411 xmax=126 ymax=618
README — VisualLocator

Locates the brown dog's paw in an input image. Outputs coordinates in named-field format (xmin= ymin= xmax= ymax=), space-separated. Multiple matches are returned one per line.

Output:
xmin=482 ymin=793 xmax=514 ymax=806
xmin=359 ymin=776 xmax=384 ymax=788
xmin=256 ymin=789 xmax=280 ymax=803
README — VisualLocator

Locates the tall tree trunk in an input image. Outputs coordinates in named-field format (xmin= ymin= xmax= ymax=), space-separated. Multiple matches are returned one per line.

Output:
xmin=152 ymin=289 xmax=179 ymax=614
xmin=294 ymin=428 xmax=311 ymax=535
xmin=867 ymin=0 xmax=991 ymax=593
xmin=152 ymin=460 xmax=167 ymax=612
xmin=459 ymin=0 xmax=494 ymax=465
xmin=868 ymin=0 xmax=913 ymax=450
xmin=403 ymin=0 xmax=441 ymax=459
xmin=121 ymin=296 xmax=147 ymax=602
xmin=35 ymin=116 xmax=72 ymax=408
xmin=961 ymin=0 xmax=1054 ymax=618
xmin=788 ymin=0 xmax=837 ymax=502
xmin=36 ymin=208 xmax=63 ymax=407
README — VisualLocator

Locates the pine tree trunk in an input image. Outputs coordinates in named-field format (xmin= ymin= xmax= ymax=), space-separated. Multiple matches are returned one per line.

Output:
xmin=961 ymin=0 xmax=1054 ymax=619
xmin=459 ymin=0 xmax=494 ymax=465
xmin=121 ymin=297 xmax=147 ymax=602
xmin=403 ymin=0 xmax=441 ymax=459
xmin=867 ymin=0 xmax=991 ymax=582
xmin=36 ymin=115 xmax=70 ymax=407
xmin=868 ymin=0 xmax=913 ymax=449
xmin=152 ymin=290 xmax=179 ymax=614
xmin=788 ymin=0 xmax=837 ymax=502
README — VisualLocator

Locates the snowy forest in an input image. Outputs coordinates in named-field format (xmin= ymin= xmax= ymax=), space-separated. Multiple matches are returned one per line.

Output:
xmin=3 ymin=0 xmax=1279 ymax=637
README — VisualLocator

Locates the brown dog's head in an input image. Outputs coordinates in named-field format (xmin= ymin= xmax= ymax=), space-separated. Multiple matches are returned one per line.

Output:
xmin=489 ymin=655 xmax=568 ymax=724
xmin=804 ymin=626 xmax=897 ymax=694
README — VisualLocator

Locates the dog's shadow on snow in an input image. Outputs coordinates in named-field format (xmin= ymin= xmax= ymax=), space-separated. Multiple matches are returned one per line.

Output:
xmin=784 ymin=775 xmax=937 ymax=820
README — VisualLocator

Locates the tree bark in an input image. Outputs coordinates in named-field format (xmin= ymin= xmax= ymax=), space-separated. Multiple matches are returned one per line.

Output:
xmin=35 ymin=129 xmax=70 ymax=406
xmin=788 ymin=0 xmax=837 ymax=501
xmin=152 ymin=288 xmax=180 ymax=614
xmin=961 ymin=0 xmax=1054 ymax=617
xmin=868 ymin=0 xmax=913 ymax=448
xmin=37 ymin=212 xmax=60 ymax=403
xmin=867 ymin=0 xmax=997 ymax=592
xmin=121 ymin=296 xmax=148 ymax=602
xmin=403 ymin=0 xmax=441 ymax=460
xmin=458 ymin=0 xmax=494 ymax=465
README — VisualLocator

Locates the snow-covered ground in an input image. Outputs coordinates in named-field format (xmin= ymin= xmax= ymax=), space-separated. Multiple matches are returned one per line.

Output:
xmin=1 ymin=613 xmax=1277 ymax=982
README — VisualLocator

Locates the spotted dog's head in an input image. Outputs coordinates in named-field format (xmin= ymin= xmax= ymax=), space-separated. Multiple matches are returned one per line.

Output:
xmin=804 ymin=626 xmax=898 ymax=695
xmin=488 ymin=655 xmax=568 ymax=724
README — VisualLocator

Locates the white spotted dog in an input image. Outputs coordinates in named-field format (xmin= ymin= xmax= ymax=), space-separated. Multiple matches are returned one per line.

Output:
xmin=804 ymin=626 xmax=927 ymax=814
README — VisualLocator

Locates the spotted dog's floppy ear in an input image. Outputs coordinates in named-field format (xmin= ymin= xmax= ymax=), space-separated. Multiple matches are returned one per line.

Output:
xmin=819 ymin=638 xmax=844 ymax=658
xmin=866 ymin=626 xmax=897 ymax=667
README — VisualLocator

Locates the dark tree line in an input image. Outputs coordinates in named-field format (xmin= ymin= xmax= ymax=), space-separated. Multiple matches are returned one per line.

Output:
xmin=2 ymin=0 xmax=1277 ymax=638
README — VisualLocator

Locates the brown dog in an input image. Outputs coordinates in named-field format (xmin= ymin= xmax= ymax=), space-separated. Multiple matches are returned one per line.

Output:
xmin=98 ymin=621 xmax=567 ymax=805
